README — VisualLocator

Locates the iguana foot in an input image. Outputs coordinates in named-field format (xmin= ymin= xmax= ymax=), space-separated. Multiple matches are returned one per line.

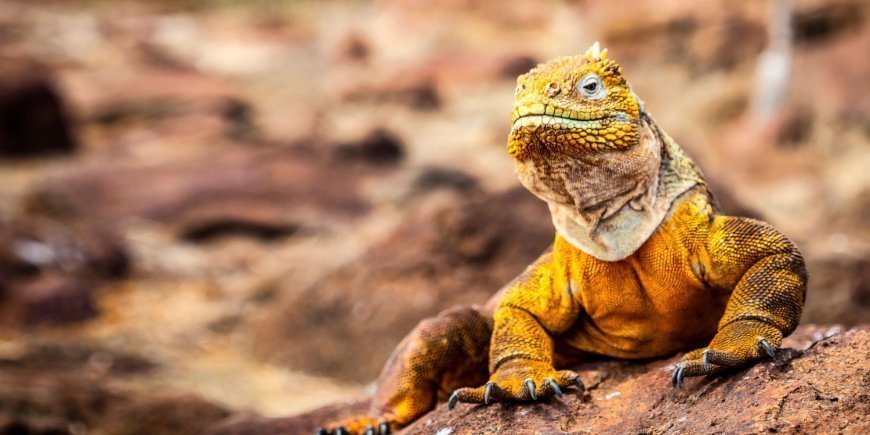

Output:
xmin=448 ymin=359 xmax=584 ymax=407
xmin=672 ymin=319 xmax=783 ymax=388
xmin=317 ymin=417 xmax=392 ymax=435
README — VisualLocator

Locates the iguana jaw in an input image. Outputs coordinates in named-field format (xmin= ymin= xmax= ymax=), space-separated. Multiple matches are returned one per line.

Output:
xmin=507 ymin=105 xmax=637 ymax=159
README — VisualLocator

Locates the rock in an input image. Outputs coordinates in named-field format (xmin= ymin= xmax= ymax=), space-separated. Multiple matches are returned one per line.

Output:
xmin=497 ymin=54 xmax=539 ymax=78
xmin=0 ymin=58 xmax=77 ymax=157
xmin=339 ymin=51 xmax=539 ymax=110
xmin=217 ymin=97 xmax=258 ymax=142
xmin=343 ymin=76 xmax=442 ymax=111
xmin=0 ymin=219 xmax=129 ymax=281
xmin=253 ymin=186 xmax=553 ymax=381
xmin=591 ymin=1 xmax=767 ymax=72
xmin=411 ymin=166 xmax=481 ymax=196
xmin=804 ymin=256 xmax=870 ymax=326
xmin=336 ymin=33 xmax=371 ymax=63
xmin=793 ymin=0 xmax=866 ymax=44
xmin=216 ymin=325 xmax=870 ymax=434
xmin=332 ymin=128 xmax=405 ymax=166
xmin=101 ymin=395 xmax=231 ymax=435
xmin=12 ymin=275 xmax=98 ymax=327
xmin=175 ymin=203 xmax=299 ymax=244
xmin=0 ymin=341 xmax=156 ymax=376
xmin=208 ymin=401 xmax=369 ymax=435
xmin=0 ymin=367 xmax=232 ymax=435
xmin=0 ymin=219 xmax=128 ymax=327
xmin=25 ymin=143 xmax=372 ymax=239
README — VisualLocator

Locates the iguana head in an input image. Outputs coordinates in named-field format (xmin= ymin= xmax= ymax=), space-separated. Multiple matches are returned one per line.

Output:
xmin=508 ymin=42 xmax=640 ymax=159
xmin=506 ymin=42 xmax=701 ymax=262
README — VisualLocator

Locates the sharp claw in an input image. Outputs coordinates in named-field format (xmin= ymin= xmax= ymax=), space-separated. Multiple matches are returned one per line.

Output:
xmin=575 ymin=376 xmax=586 ymax=392
xmin=364 ymin=425 xmax=375 ymax=435
xmin=524 ymin=379 xmax=537 ymax=400
xmin=758 ymin=338 xmax=777 ymax=359
xmin=678 ymin=367 xmax=685 ymax=388
xmin=316 ymin=429 xmax=328 ymax=435
xmin=546 ymin=378 xmax=562 ymax=397
xmin=448 ymin=390 xmax=460 ymax=410
xmin=672 ymin=365 xmax=684 ymax=389
xmin=484 ymin=382 xmax=495 ymax=405
xmin=335 ymin=427 xmax=348 ymax=435
xmin=378 ymin=422 xmax=391 ymax=435
xmin=702 ymin=350 xmax=710 ymax=372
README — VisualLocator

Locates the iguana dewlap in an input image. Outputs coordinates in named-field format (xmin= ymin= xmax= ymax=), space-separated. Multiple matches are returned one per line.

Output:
xmin=319 ymin=42 xmax=807 ymax=435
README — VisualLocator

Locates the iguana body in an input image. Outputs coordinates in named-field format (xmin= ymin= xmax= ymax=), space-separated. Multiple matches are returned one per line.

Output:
xmin=319 ymin=43 xmax=807 ymax=435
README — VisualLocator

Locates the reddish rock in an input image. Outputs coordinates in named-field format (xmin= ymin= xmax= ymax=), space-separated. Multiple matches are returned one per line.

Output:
xmin=332 ymin=128 xmax=405 ymax=166
xmin=804 ymin=256 xmax=870 ymax=326
xmin=0 ymin=219 xmax=128 ymax=327
xmin=101 ymin=395 xmax=231 ymax=435
xmin=0 ymin=58 xmax=77 ymax=157
xmin=343 ymin=75 xmax=442 ymax=111
xmin=12 ymin=275 xmax=98 ymax=327
xmin=497 ymin=54 xmax=539 ymax=78
xmin=254 ymin=186 xmax=553 ymax=381
xmin=208 ymin=401 xmax=368 ymax=435
xmin=590 ymin=2 xmax=768 ymax=72
xmin=340 ymin=51 xmax=539 ymax=110
xmin=0 ymin=219 xmax=129 ymax=281
xmin=0 ymin=368 xmax=231 ymax=435
xmin=213 ymin=325 xmax=870 ymax=434
xmin=26 ymin=143 xmax=373 ymax=238
xmin=336 ymin=33 xmax=371 ymax=63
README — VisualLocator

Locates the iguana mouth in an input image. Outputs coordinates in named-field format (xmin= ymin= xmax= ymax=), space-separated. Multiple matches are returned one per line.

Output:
xmin=511 ymin=101 xmax=632 ymax=122
xmin=511 ymin=114 xmax=610 ymax=130
xmin=511 ymin=111 xmax=632 ymax=131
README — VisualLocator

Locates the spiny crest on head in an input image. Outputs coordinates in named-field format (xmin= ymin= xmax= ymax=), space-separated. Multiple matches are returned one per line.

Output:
xmin=584 ymin=41 xmax=608 ymax=61
xmin=581 ymin=41 xmax=621 ymax=79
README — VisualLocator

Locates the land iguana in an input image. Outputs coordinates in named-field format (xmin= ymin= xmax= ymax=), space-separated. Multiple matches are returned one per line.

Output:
xmin=318 ymin=42 xmax=807 ymax=435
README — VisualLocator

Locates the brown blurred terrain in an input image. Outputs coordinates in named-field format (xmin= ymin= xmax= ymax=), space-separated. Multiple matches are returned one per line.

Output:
xmin=0 ymin=0 xmax=867 ymax=433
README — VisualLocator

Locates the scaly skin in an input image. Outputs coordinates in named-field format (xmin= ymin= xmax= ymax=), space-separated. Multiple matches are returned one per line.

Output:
xmin=318 ymin=43 xmax=807 ymax=435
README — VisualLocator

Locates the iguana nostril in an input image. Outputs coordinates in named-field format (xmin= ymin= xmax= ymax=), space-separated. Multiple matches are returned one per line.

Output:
xmin=545 ymin=82 xmax=560 ymax=97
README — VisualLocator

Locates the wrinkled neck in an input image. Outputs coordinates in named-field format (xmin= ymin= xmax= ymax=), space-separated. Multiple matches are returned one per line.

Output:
xmin=516 ymin=109 xmax=703 ymax=261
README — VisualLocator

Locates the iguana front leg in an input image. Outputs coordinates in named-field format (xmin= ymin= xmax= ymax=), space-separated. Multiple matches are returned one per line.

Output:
xmin=450 ymin=253 xmax=585 ymax=406
xmin=673 ymin=216 xmax=807 ymax=387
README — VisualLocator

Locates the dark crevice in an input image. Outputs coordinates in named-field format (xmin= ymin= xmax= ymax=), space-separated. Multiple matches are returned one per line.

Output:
xmin=180 ymin=220 xmax=298 ymax=243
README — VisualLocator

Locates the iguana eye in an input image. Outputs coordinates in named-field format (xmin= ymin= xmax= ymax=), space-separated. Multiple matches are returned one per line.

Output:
xmin=577 ymin=74 xmax=605 ymax=100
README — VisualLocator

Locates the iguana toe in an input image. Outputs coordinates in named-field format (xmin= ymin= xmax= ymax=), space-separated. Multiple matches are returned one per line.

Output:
xmin=757 ymin=337 xmax=777 ymax=359
xmin=447 ymin=390 xmax=460 ymax=410
xmin=545 ymin=378 xmax=563 ymax=397
xmin=672 ymin=365 xmax=684 ymax=388
xmin=524 ymin=379 xmax=537 ymax=400
xmin=575 ymin=376 xmax=586 ymax=391
xmin=484 ymin=381 xmax=497 ymax=405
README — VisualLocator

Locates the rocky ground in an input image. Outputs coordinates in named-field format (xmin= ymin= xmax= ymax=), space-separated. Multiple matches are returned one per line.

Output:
xmin=211 ymin=325 xmax=870 ymax=434
xmin=0 ymin=0 xmax=867 ymax=434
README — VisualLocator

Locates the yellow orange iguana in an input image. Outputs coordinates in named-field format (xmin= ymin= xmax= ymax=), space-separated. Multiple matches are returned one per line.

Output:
xmin=318 ymin=42 xmax=807 ymax=435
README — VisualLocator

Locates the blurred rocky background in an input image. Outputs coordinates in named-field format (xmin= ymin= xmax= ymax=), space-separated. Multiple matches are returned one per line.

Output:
xmin=0 ymin=0 xmax=866 ymax=433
